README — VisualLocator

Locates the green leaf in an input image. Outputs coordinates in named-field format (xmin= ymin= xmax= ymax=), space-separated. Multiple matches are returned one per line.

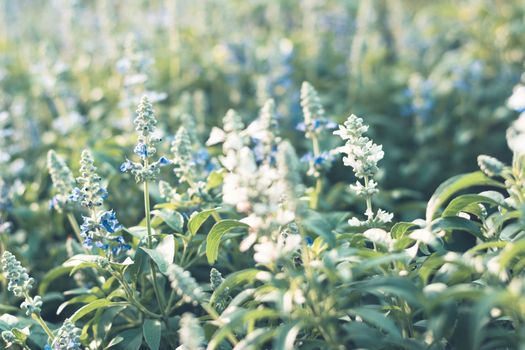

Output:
xmin=390 ymin=222 xmax=418 ymax=239
xmin=206 ymin=170 xmax=224 ymax=190
xmin=206 ymin=219 xmax=249 ymax=264
xmin=141 ymin=247 xmax=169 ymax=274
xmin=431 ymin=216 xmax=484 ymax=240
xmin=426 ymin=171 xmax=502 ymax=223
xmin=442 ymin=194 xmax=502 ymax=217
xmin=208 ymin=308 xmax=280 ymax=350
xmin=274 ymin=321 xmax=302 ymax=350
xmin=38 ymin=265 xmax=73 ymax=294
xmin=105 ymin=336 xmax=124 ymax=349
xmin=70 ymin=299 xmax=127 ymax=322
xmin=210 ymin=269 xmax=260 ymax=305
xmin=115 ymin=328 xmax=143 ymax=350
xmin=143 ymin=319 xmax=161 ymax=350
xmin=153 ymin=209 xmax=184 ymax=232
xmin=57 ymin=294 xmax=99 ymax=315
xmin=63 ymin=254 xmax=100 ymax=275
xmin=188 ymin=207 xmax=221 ymax=235
xmin=350 ymin=307 xmax=401 ymax=337
xmin=125 ymin=226 xmax=148 ymax=239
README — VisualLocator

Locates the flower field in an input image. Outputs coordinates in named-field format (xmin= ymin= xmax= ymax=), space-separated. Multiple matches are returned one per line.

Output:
xmin=1 ymin=1 xmax=525 ymax=349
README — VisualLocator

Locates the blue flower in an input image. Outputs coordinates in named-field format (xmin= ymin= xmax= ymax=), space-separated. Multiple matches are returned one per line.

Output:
xmin=99 ymin=210 xmax=123 ymax=233
xmin=83 ymin=236 xmax=93 ymax=248
xmin=111 ymin=236 xmax=131 ymax=255
xmin=305 ymin=236 xmax=314 ymax=246
xmin=95 ymin=241 xmax=109 ymax=250
xmin=68 ymin=187 xmax=82 ymax=202
xmin=325 ymin=121 xmax=337 ymax=129
xmin=49 ymin=196 xmax=60 ymax=210
xmin=194 ymin=149 xmax=209 ymax=165
xmin=98 ymin=188 xmax=108 ymax=200
xmin=158 ymin=156 xmax=171 ymax=166
xmin=296 ymin=122 xmax=306 ymax=132
xmin=120 ymin=159 xmax=133 ymax=172
xmin=300 ymin=152 xmax=313 ymax=163
xmin=134 ymin=143 xmax=148 ymax=159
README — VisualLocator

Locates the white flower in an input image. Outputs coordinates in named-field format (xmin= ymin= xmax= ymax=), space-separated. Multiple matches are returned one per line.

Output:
xmin=507 ymin=85 xmax=525 ymax=112
xmin=363 ymin=228 xmax=393 ymax=249
xmin=409 ymin=228 xmax=437 ymax=245
xmin=507 ymin=113 xmax=525 ymax=155
xmin=253 ymin=234 xmax=301 ymax=264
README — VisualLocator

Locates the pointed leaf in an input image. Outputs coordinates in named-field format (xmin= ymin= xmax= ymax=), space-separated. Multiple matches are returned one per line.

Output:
xmin=206 ymin=220 xmax=249 ymax=264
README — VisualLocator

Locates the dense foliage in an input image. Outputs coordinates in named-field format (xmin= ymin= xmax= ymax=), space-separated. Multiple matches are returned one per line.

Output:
xmin=1 ymin=1 xmax=525 ymax=349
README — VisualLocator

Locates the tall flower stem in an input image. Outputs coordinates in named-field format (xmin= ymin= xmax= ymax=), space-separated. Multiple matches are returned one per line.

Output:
xmin=66 ymin=213 xmax=83 ymax=245
xmin=143 ymin=177 xmax=167 ymax=318
xmin=24 ymin=293 xmax=54 ymax=342
xmin=364 ymin=176 xmax=373 ymax=215
xmin=311 ymin=135 xmax=323 ymax=210
xmin=33 ymin=314 xmax=55 ymax=341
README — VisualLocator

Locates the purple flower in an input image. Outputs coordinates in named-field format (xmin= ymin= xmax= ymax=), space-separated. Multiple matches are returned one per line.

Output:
xmin=134 ymin=143 xmax=148 ymax=159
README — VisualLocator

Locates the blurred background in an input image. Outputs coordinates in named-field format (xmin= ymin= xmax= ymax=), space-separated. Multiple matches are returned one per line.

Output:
xmin=1 ymin=0 xmax=524 ymax=272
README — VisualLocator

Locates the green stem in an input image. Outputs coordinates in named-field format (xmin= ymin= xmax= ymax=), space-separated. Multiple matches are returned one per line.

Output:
xmin=143 ymin=180 xmax=153 ymax=249
xmin=311 ymin=135 xmax=323 ymax=210
xmin=32 ymin=313 xmax=54 ymax=341
xmin=364 ymin=176 xmax=373 ymax=216
xmin=113 ymin=272 xmax=162 ymax=319
xmin=143 ymin=179 xmax=168 ymax=318
xmin=66 ymin=213 xmax=84 ymax=245
xmin=211 ymin=211 xmax=221 ymax=222
xmin=202 ymin=303 xmax=239 ymax=346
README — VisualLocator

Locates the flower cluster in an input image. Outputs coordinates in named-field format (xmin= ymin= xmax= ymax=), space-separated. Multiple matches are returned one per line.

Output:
xmin=209 ymin=268 xmax=230 ymax=312
xmin=69 ymin=150 xmax=108 ymax=208
xmin=209 ymin=267 xmax=224 ymax=290
xmin=79 ymin=210 xmax=129 ymax=254
xmin=178 ymin=313 xmax=206 ymax=350
xmin=299 ymin=81 xmax=337 ymax=137
xmin=207 ymin=109 xmax=247 ymax=171
xmin=120 ymin=96 xmax=171 ymax=182
xmin=167 ymin=263 xmax=205 ymax=305
xmin=50 ymin=319 xmax=82 ymax=350
xmin=171 ymin=126 xmax=194 ymax=183
xmin=335 ymin=114 xmax=393 ymax=226
xmin=219 ymin=105 xmax=302 ymax=251
xmin=70 ymin=151 xmax=129 ymax=255
xmin=246 ymin=99 xmax=280 ymax=165
xmin=47 ymin=150 xmax=76 ymax=212
xmin=402 ymin=75 xmax=434 ymax=121
xmin=299 ymin=82 xmax=336 ymax=178
xmin=253 ymin=231 xmax=302 ymax=265
xmin=1 ymin=251 xmax=42 ymax=316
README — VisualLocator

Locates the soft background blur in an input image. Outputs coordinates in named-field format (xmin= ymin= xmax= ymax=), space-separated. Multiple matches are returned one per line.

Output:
xmin=1 ymin=0 xmax=524 ymax=271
